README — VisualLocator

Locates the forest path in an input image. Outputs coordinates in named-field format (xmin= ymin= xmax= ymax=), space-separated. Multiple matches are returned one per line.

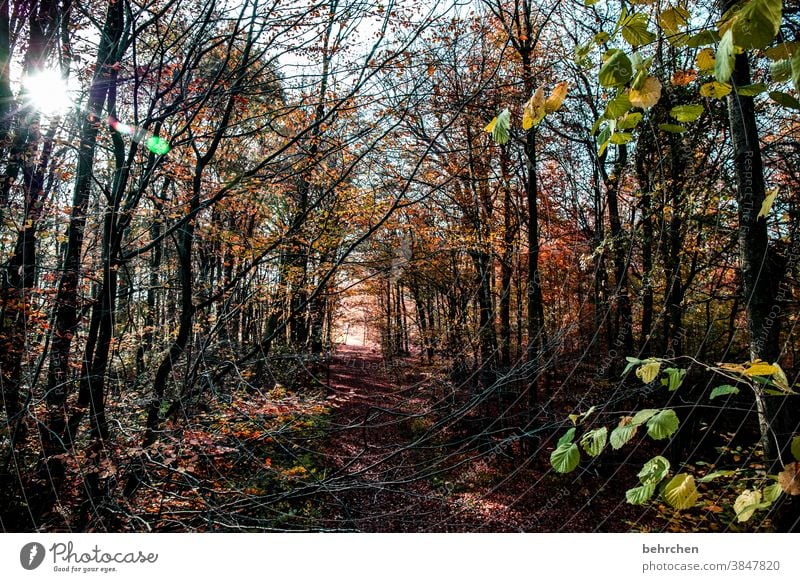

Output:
xmin=317 ymin=344 xmax=448 ymax=531
xmin=312 ymin=344 xmax=657 ymax=532
xmin=310 ymin=346 xmax=660 ymax=532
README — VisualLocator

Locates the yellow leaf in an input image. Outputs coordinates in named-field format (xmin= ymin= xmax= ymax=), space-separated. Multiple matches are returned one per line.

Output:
xmin=744 ymin=360 xmax=779 ymax=377
xmin=545 ymin=81 xmax=568 ymax=113
xmin=664 ymin=473 xmax=699 ymax=510
xmin=700 ymin=81 xmax=732 ymax=99
xmin=758 ymin=188 xmax=778 ymax=219
xmin=484 ymin=116 xmax=498 ymax=133
xmin=522 ymin=87 xmax=546 ymax=130
xmin=718 ymin=362 xmax=746 ymax=374
xmin=734 ymin=489 xmax=762 ymax=522
xmin=629 ymin=76 xmax=662 ymax=109
xmin=772 ymin=362 xmax=790 ymax=392
xmin=636 ymin=360 xmax=661 ymax=384
xmin=696 ymin=48 xmax=716 ymax=73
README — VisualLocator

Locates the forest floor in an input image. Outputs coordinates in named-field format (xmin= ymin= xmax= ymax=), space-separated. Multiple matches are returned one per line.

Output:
xmin=312 ymin=344 xmax=665 ymax=532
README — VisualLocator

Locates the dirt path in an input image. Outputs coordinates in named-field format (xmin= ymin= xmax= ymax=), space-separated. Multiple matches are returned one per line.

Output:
xmin=314 ymin=345 xmax=658 ymax=532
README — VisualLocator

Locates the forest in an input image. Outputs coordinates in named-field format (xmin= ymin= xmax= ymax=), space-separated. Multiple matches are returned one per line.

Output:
xmin=0 ymin=0 xmax=799 ymax=533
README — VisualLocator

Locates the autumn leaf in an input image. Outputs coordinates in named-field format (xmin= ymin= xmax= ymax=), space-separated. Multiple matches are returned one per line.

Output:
xmin=743 ymin=360 xmax=778 ymax=377
xmin=700 ymin=81 xmax=732 ymax=99
xmin=696 ymin=48 xmax=716 ymax=73
xmin=636 ymin=359 xmax=661 ymax=384
xmin=545 ymin=81 xmax=568 ymax=113
xmin=629 ymin=76 xmax=661 ymax=108
xmin=778 ymin=463 xmax=800 ymax=495
xmin=757 ymin=188 xmax=778 ymax=220
xmin=733 ymin=489 xmax=762 ymax=522
xmin=522 ymin=88 xmax=546 ymax=130
xmin=671 ymin=69 xmax=697 ymax=86
xmin=663 ymin=474 xmax=699 ymax=510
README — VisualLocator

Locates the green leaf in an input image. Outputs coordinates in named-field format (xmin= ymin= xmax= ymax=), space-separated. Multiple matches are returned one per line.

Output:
xmin=597 ymin=123 xmax=612 ymax=156
xmin=763 ymin=482 xmax=783 ymax=504
xmin=659 ymin=123 xmax=688 ymax=133
xmin=764 ymin=42 xmax=800 ymax=60
xmin=686 ymin=30 xmax=720 ymax=48
xmin=578 ymin=405 xmax=597 ymax=423
xmin=771 ymin=59 xmax=792 ymax=82
xmin=663 ymin=473 xmax=699 ymax=510
xmin=791 ymin=435 xmax=800 ymax=461
xmin=550 ymin=442 xmax=580 ymax=473
xmin=622 ymin=356 xmax=642 ymax=376
xmin=720 ymin=0 xmax=782 ymax=51
xmin=646 ymin=409 xmax=680 ymax=440
xmin=580 ymin=427 xmax=608 ymax=457
xmin=604 ymin=93 xmax=632 ymax=119
xmin=610 ymin=423 xmax=638 ymax=449
xmin=715 ymin=29 xmax=735 ymax=83
xmin=626 ymin=483 xmax=656 ymax=505
xmin=594 ymin=31 xmax=610 ymax=45
xmin=631 ymin=408 xmax=659 ymax=426
xmin=736 ymin=83 xmax=768 ymax=96
xmin=669 ymin=104 xmax=704 ymax=123
xmin=661 ymin=367 xmax=687 ymax=391
xmin=621 ymin=12 xmax=656 ymax=46
xmin=610 ymin=132 xmax=633 ymax=144
xmin=733 ymin=489 xmax=762 ymax=522
xmin=700 ymin=81 xmax=732 ymax=98
xmin=488 ymin=108 xmax=511 ymax=144
xmin=696 ymin=470 xmax=735 ymax=483
xmin=599 ymin=50 xmax=633 ymax=87
xmin=557 ymin=427 xmax=576 ymax=447
xmin=792 ymin=51 xmax=800 ymax=94
xmin=631 ymin=67 xmax=648 ymax=90
xmin=617 ymin=112 xmax=643 ymax=130
xmin=710 ymin=384 xmax=740 ymax=400
xmin=575 ymin=41 xmax=593 ymax=65
xmin=769 ymin=91 xmax=800 ymax=110
xmin=638 ymin=455 xmax=671 ymax=485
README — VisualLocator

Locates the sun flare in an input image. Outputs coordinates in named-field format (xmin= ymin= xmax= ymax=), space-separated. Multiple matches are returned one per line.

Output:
xmin=22 ymin=69 xmax=71 ymax=116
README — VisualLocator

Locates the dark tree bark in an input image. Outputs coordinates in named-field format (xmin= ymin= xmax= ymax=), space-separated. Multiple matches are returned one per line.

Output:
xmin=0 ymin=0 xmax=62 ymax=446
xmin=722 ymin=0 xmax=799 ymax=531
xmin=499 ymin=144 xmax=514 ymax=367
xmin=602 ymin=144 xmax=633 ymax=362
xmin=45 ymin=0 xmax=124 ymax=463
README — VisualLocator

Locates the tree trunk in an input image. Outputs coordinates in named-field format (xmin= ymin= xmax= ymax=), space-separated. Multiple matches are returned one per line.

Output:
xmin=524 ymin=128 xmax=545 ymax=399
xmin=45 ymin=0 xmax=122 ymax=467
xmin=722 ymin=0 xmax=799 ymax=529
xmin=605 ymin=144 xmax=633 ymax=362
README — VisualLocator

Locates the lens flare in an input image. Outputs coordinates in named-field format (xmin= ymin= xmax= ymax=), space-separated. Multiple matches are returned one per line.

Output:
xmin=107 ymin=116 xmax=170 ymax=155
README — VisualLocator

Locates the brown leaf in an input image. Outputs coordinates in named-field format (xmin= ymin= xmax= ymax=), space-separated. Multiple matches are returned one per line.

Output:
xmin=778 ymin=462 xmax=800 ymax=495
